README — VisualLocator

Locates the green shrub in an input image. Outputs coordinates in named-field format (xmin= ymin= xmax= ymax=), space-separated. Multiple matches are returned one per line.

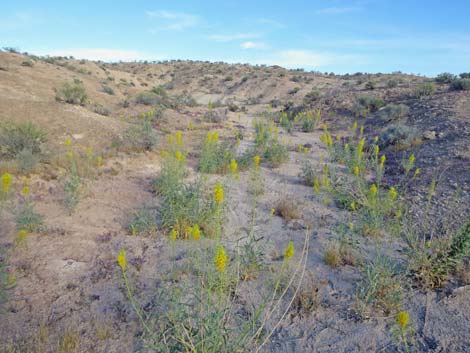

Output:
xmin=299 ymin=160 xmax=317 ymax=186
xmin=263 ymin=142 xmax=288 ymax=167
xmin=414 ymin=82 xmax=435 ymax=98
xmin=450 ymin=78 xmax=470 ymax=91
xmin=21 ymin=60 xmax=34 ymax=67
xmin=101 ymin=85 xmax=115 ymax=95
xmin=378 ymin=123 xmax=419 ymax=149
xmin=356 ymin=257 xmax=404 ymax=315
xmin=155 ymin=142 xmax=221 ymax=238
xmin=353 ymin=96 xmax=385 ymax=117
xmin=127 ymin=206 xmax=157 ymax=236
xmin=17 ymin=148 xmax=39 ymax=173
xmin=63 ymin=172 xmax=83 ymax=212
xmin=405 ymin=220 xmax=470 ymax=289
xmin=14 ymin=200 xmax=43 ymax=232
xmin=303 ymin=89 xmax=321 ymax=105
xmin=365 ymin=81 xmax=376 ymax=90
xmin=376 ymin=104 xmax=409 ymax=122
xmin=198 ymin=132 xmax=235 ymax=174
xmin=123 ymin=119 xmax=157 ymax=151
xmin=386 ymin=79 xmax=398 ymax=88
xmin=435 ymin=72 xmax=456 ymax=83
xmin=0 ymin=121 xmax=47 ymax=158
xmin=135 ymin=91 xmax=164 ymax=106
xmin=299 ymin=110 xmax=321 ymax=132
xmin=55 ymin=81 xmax=87 ymax=105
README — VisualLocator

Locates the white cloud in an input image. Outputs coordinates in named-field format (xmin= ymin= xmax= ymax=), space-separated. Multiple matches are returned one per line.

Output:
xmin=209 ymin=33 xmax=259 ymax=43
xmin=257 ymin=18 xmax=286 ymax=29
xmin=316 ymin=6 xmax=360 ymax=14
xmin=241 ymin=41 xmax=269 ymax=49
xmin=146 ymin=10 xmax=199 ymax=31
xmin=36 ymin=48 xmax=162 ymax=62
xmin=256 ymin=50 xmax=365 ymax=69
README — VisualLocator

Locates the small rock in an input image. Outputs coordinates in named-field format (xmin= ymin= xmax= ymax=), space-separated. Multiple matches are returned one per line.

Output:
xmin=423 ymin=130 xmax=437 ymax=140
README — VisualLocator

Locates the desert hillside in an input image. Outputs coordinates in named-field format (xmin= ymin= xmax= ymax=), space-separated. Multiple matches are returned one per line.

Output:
xmin=0 ymin=50 xmax=469 ymax=353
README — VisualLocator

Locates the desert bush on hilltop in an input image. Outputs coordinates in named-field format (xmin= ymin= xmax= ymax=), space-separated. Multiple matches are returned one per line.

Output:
xmin=435 ymin=72 xmax=456 ymax=83
xmin=414 ymin=82 xmax=435 ymax=98
xmin=450 ymin=78 xmax=470 ymax=91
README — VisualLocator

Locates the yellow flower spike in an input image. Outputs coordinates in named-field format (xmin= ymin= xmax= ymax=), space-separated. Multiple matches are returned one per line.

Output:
xmin=97 ymin=156 xmax=103 ymax=167
xmin=413 ymin=168 xmax=421 ymax=178
xmin=22 ymin=186 xmax=30 ymax=196
xmin=175 ymin=131 xmax=182 ymax=146
xmin=230 ymin=159 xmax=238 ymax=174
xmin=360 ymin=125 xmax=364 ymax=136
xmin=396 ymin=311 xmax=410 ymax=328
xmin=189 ymin=121 xmax=194 ymax=131
xmin=253 ymin=155 xmax=260 ymax=169
xmin=380 ymin=154 xmax=386 ymax=166
xmin=67 ymin=151 xmax=73 ymax=159
xmin=374 ymin=145 xmax=379 ymax=156
xmin=303 ymin=147 xmax=309 ymax=154
xmin=87 ymin=147 xmax=93 ymax=159
xmin=348 ymin=222 xmax=354 ymax=231
xmin=175 ymin=151 xmax=183 ymax=161
xmin=117 ymin=249 xmax=127 ymax=271
xmin=353 ymin=121 xmax=358 ymax=132
xmin=236 ymin=137 xmax=241 ymax=146
xmin=357 ymin=138 xmax=365 ymax=154
xmin=214 ymin=245 xmax=227 ymax=273
xmin=160 ymin=150 xmax=169 ymax=158
xmin=1 ymin=173 xmax=12 ymax=194
xmin=389 ymin=187 xmax=398 ymax=200
xmin=351 ymin=201 xmax=356 ymax=211
xmin=425 ymin=240 xmax=431 ymax=248
xmin=130 ymin=226 xmax=137 ymax=236
xmin=345 ymin=143 xmax=349 ymax=152
xmin=284 ymin=241 xmax=295 ymax=260
xmin=168 ymin=134 xmax=173 ymax=144
xmin=374 ymin=136 xmax=379 ymax=143
xmin=270 ymin=208 xmax=275 ymax=216
xmin=409 ymin=154 xmax=415 ymax=165
xmin=323 ymin=164 xmax=329 ymax=176
xmin=169 ymin=229 xmax=178 ymax=241
xmin=353 ymin=166 xmax=360 ymax=176
xmin=336 ymin=134 xmax=341 ymax=142
xmin=313 ymin=178 xmax=320 ymax=193
xmin=324 ymin=177 xmax=330 ymax=188
xmin=214 ymin=181 xmax=224 ymax=205
xmin=370 ymin=183 xmax=378 ymax=195
xmin=322 ymin=198 xmax=331 ymax=204
xmin=7 ymin=274 xmax=16 ymax=287
xmin=18 ymin=229 xmax=28 ymax=242
xmin=192 ymin=225 xmax=201 ymax=241
xmin=65 ymin=138 xmax=71 ymax=147
xmin=395 ymin=209 xmax=402 ymax=219
xmin=297 ymin=144 xmax=302 ymax=153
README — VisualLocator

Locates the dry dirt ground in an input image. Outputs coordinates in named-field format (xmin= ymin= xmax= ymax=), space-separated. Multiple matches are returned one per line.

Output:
xmin=0 ymin=52 xmax=469 ymax=353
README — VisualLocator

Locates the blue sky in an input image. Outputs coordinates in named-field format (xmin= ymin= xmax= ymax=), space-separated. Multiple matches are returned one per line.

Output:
xmin=1 ymin=0 xmax=470 ymax=75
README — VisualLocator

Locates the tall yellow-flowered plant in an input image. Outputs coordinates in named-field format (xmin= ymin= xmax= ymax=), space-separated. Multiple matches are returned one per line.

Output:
xmin=214 ymin=245 xmax=227 ymax=273
xmin=1 ymin=173 xmax=12 ymax=195
xmin=214 ymin=182 xmax=224 ymax=205
xmin=284 ymin=241 xmax=295 ymax=260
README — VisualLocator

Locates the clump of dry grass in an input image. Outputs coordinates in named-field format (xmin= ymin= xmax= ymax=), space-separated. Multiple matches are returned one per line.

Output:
xmin=274 ymin=197 xmax=301 ymax=220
